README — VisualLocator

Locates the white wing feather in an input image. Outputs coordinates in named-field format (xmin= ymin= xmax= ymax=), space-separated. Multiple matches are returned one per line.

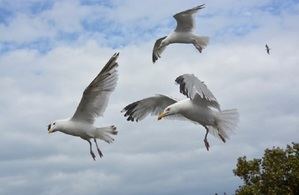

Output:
xmin=173 ymin=4 xmax=205 ymax=32
xmin=71 ymin=53 xmax=119 ymax=124
xmin=175 ymin=74 xmax=221 ymax=110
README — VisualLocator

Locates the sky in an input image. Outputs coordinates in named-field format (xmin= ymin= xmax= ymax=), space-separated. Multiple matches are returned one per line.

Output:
xmin=0 ymin=0 xmax=299 ymax=194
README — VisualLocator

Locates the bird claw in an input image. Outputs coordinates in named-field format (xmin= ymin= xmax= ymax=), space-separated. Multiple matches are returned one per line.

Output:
xmin=97 ymin=149 xmax=103 ymax=158
xmin=197 ymin=46 xmax=202 ymax=53
xmin=193 ymin=41 xmax=203 ymax=53
xmin=204 ymin=139 xmax=210 ymax=151
xmin=90 ymin=151 xmax=96 ymax=161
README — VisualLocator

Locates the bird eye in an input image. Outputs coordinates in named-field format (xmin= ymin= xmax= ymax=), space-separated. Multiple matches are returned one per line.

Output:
xmin=53 ymin=122 xmax=56 ymax=125
xmin=166 ymin=108 xmax=170 ymax=112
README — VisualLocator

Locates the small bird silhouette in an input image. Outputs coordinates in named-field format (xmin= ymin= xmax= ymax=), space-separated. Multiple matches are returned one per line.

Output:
xmin=265 ymin=44 xmax=270 ymax=55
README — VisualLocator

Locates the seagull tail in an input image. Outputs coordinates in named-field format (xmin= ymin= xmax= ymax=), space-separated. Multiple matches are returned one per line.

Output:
xmin=94 ymin=125 xmax=118 ymax=144
xmin=195 ymin=36 xmax=209 ymax=48
xmin=208 ymin=109 xmax=239 ymax=142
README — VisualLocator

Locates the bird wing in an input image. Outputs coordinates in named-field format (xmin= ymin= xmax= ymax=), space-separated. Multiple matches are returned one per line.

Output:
xmin=71 ymin=53 xmax=119 ymax=124
xmin=152 ymin=36 xmax=167 ymax=63
xmin=173 ymin=4 xmax=205 ymax=32
xmin=175 ymin=74 xmax=221 ymax=110
xmin=122 ymin=94 xmax=184 ymax=122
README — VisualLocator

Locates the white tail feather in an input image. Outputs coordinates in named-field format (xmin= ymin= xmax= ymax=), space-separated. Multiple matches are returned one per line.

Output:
xmin=94 ymin=125 xmax=118 ymax=143
xmin=196 ymin=36 xmax=209 ymax=48
xmin=208 ymin=109 xmax=239 ymax=142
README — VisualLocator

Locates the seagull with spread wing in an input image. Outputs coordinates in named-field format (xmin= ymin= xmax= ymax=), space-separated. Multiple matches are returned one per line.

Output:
xmin=122 ymin=74 xmax=239 ymax=151
xmin=48 ymin=53 xmax=119 ymax=160
xmin=152 ymin=4 xmax=209 ymax=63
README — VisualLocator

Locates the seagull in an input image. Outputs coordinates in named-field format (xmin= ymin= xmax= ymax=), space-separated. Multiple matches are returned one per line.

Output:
xmin=122 ymin=74 xmax=239 ymax=151
xmin=265 ymin=44 xmax=270 ymax=55
xmin=48 ymin=53 xmax=119 ymax=160
xmin=152 ymin=4 xmax=209 ymax=63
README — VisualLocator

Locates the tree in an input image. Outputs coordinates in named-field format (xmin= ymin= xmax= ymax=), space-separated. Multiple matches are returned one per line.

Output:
xmin=233 ymin=143 xmax=299 ymax=195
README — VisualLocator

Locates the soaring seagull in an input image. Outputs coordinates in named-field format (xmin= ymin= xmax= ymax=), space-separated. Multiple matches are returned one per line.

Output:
xmin=265 ymin=44 xmax=270 ymax=55
xmin=122 ymin=74 xmax=239 ymax=151
xmin=152 ymin=4 xmax=209 ymax=63
xmin=48 ymin=53 xmax=119 ymax=160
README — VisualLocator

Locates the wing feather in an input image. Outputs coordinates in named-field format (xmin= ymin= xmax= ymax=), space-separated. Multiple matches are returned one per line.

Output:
xmin=173 ymin=4 xmax=205 ymax=32
xmin=71 ymin=53 xmax=119 ymax=124
xmin=152 ymin=36 xmax=167 ymax=63
xmin=175 ymin=74 xmax=221 ymax=110
xmin=122 ymin=94 xmax=179 ymax=122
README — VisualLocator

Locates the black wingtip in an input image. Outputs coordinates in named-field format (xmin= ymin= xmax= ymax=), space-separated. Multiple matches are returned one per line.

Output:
xmin=199 ymin=4 xmax=205 ymax=8
xmin=152 ymin=55 xmax=157 ymax=63
xmin=175 ymin=75 xmax=188 ymax=97
xmin=122 ymin=102 xmax=139 ymax=122
xmin=111 ymin=52 xmax=120 ymax=62
xmin=195 ymin=4 xmax=205 ymax=10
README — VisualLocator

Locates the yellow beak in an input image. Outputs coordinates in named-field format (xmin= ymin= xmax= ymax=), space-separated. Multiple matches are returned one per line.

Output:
xmin=158 ymin=112 xmax=166 ymax=120
xmin=48 ymin=128 xmax=54 ymax=134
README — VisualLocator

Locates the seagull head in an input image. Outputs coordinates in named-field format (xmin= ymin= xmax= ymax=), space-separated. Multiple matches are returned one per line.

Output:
xmin=158 ymin=106 xmax=177 ymax=120
xmin=48 ymin=121 xmax=58 ymax=134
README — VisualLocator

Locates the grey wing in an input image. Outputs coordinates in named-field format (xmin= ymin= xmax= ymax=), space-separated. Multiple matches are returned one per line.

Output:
xmin=71 ymin=53 xmax=119 ymax=124
xmin=152 ymin=36 xmax=167 ymax=63
xmin=122 ymin=94 xmax=178 ymax=122
xmin=175 ymin=74 xmax=221 ymax=110
xmin=173 ymin=4 xmax=205 ymax=32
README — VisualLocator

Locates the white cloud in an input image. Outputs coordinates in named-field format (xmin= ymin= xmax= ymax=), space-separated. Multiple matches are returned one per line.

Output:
xmin=0 ymin=13 xmax=55 ymax=43
xmin=40 ymin=0 xmax=89 ymax=33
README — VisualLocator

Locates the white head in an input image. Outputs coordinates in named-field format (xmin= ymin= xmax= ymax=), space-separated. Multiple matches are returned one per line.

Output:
xmin=157 ymin=105 xmax=179 ymax=120
xmin=48 ymin=121 xmax=59 ymax=133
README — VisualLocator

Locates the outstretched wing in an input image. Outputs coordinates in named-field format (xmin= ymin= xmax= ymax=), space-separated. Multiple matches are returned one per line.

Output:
xmin=175 ymin=74 xmax=221 ymax=110
xmin=71 ymin=53 xmax=119 ymax=124
xmin=173 ymin=4 xmax=205 ymax=32
xmin=122 ymin=94 xmax=178 ymax=122
xmin=152 ymin=36 xmax=167 ymax=63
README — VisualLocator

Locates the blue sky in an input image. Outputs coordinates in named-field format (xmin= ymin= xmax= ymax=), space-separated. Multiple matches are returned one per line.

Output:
xmin=0 ymin=0 xmax=299 ymax=195
xmin=1 ymin=0 xmax=297 ymax=52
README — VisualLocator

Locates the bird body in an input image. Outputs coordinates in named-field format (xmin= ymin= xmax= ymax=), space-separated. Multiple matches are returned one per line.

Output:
xmin=180 ymin=100 xmax=216 ymax=125
xmin=48 ymin=53 xmax=119 ymax=160
xmin=164 ymin=32 xmax=196 ymax=44
xmin=49 ymin=119 xmax=90 ymax=138
xmin=168 ymin=99 xmax=215 ymax=125
xmin=50 ymin=119 xmax=115 ymax=140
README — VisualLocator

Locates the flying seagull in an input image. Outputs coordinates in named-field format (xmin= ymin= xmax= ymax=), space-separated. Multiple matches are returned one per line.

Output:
xmin=122 ymin=74 xmax=239 ymax=151
xmin=152 ymin=4 xmax=209 ymax=63
xmin=48 ymin=53 xmax=119 ymax=160
xmin=265 ymin=44 xmax=270 ymax=55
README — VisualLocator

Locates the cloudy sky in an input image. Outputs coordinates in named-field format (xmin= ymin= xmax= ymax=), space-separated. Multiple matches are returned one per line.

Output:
xmin=0 ymin=0 xmax=299 ymax=194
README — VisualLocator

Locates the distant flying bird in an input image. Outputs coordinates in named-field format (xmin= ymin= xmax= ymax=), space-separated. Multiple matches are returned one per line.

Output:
xmin=122 ymin=74 xmax=239 ymax=151
xmin=48 ymin=53 xmax=119 ymax=160
xmin=152 ymin=4 xmax=209 ymax=63
xmin=265 ymin=44 xmax=270 ymax=54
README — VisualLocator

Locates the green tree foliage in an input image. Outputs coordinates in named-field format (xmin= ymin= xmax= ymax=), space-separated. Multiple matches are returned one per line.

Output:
xmin=233 ymin=143 xmax=299 ymax=195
